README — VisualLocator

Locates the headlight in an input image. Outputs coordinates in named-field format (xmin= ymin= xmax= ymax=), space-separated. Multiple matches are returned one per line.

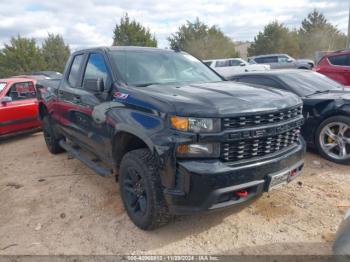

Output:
xmin=176 ymin=143 xmax=220 ymax=158
xmin=170 ymin=116 xmax=221 ymax=133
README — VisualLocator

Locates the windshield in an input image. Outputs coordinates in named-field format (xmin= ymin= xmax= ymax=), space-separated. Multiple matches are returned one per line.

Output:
xmin=0 ymin=82 xmax=7 ymax=93
xmin=109 ymin=50 xmax=222 ymax=86
xmin=278 ymin=71 xmax=343 ymax=96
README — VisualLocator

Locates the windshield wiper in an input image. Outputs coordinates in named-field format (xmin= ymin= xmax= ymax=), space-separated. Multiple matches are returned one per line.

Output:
xmin=134 ymin=82 xmax=162 ymax=87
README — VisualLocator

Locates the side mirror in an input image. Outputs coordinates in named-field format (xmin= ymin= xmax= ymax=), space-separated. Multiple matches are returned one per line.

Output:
xmin=240 ymin=62 xmax=246 ymax=67
xmin=1 ymin=96 xmax=12 ymax=104
xmin=287 ymin=58 xmax=293 ymax=63
xmin=83 ymin=78 xmax=104 ymax=93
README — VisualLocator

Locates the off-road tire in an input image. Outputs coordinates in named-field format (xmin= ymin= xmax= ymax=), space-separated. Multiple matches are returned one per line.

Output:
xmin=119 ymin=148 xmax=171 ymax=230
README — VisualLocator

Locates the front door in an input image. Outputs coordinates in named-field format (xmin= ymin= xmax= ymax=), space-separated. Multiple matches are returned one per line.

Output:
xmin=0 ymin=81 xmax=39 ymax=136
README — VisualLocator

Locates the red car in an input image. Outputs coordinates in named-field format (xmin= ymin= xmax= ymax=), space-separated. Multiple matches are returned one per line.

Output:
xmin=0 ymin=78 xmax=41 ymax=138
xmin=315 ymin=49 xmax=350 ymax=86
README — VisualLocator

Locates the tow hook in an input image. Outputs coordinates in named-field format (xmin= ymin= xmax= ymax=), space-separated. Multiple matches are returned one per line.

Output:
xmin=234 ymin=190 xmax=248 ymax=198
xmin=290 ymin=169 xmax=298 ymax=178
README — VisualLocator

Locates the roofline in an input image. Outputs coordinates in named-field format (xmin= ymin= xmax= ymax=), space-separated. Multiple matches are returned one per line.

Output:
xmin=203 ymin=58 xmax=244 ymax=62
xmin=249 ymin=53 xmax=290 ymax=58
xmin=71 ymin=46 xmax=175 ymax=55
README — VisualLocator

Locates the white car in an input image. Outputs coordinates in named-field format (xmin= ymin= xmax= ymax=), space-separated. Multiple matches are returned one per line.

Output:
xmin=204 ymin=58 xmax=270 ymax=78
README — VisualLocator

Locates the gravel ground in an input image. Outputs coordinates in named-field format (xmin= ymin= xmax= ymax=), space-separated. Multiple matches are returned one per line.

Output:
xmin=0 ymin=132 xmax=349 ymax=255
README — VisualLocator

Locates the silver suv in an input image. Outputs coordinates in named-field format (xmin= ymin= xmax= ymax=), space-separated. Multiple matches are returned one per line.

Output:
xmin=248 ymin=54 xmax=314 ymax=70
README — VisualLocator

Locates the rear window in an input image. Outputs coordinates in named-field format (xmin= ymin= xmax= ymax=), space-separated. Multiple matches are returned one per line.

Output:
xmin=328 ymin=54 xmax=349 ymax=66
xmin=238 ymin=76 xmax=282 ymax=89
xmin=0 ymin=82 xmax=6 ymax=93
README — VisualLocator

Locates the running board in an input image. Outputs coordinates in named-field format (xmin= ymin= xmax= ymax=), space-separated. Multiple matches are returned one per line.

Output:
xmin=59 ymin=140 xmax=112 ymax=177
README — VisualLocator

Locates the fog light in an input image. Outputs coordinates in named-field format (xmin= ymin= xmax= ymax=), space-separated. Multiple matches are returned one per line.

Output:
xmin=176 ymin=143 xmax=220 ymax=158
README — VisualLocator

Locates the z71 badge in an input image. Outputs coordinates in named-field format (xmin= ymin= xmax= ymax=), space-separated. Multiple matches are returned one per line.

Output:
xmin=113 ymin=92 xmax=129 ymax=100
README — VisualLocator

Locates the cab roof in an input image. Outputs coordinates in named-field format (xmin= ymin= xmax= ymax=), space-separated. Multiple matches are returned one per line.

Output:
xmin=72 ymin=46 xmax=177 ymax=55
xmin=0 ymin=77 xmax=36 ymax=84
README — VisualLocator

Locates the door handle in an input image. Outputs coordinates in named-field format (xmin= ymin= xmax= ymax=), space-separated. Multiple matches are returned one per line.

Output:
xmin=73 ymin=96 xmax=81 ymax=104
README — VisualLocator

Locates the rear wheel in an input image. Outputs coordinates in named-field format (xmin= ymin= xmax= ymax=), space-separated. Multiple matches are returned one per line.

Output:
xmin=316 ymin=116 xmax=350 ymax=164
xmin=42 ymin=116 xmax=64 ymax=154
xmin=119 ymin=148 xmax=171 ymax=230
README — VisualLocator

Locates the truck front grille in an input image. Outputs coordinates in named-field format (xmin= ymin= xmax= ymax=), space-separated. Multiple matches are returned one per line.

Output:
xmin=221 ymin=127 xmax=301 ymax=162
xmin=222 ymin=106 xmax=302 ymax=130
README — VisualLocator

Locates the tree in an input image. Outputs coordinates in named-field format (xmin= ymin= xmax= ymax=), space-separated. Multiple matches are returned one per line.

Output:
xmin=168 ymin=18 xmax=237 ymax=60
xmin=298 ymin=10 xmax=346 ymax=58
xmin=113 ymin=13 xmax=157 ymax=47
xmin=248 ymin=22 xmax=300 ymax=57
xmin=42 ymin=33 xmax=70 ymax=73
xmin=0 ymin=35 xmax=45 ymax=78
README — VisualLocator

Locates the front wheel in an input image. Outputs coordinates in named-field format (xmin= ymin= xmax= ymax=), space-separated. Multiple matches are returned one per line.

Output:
xmin=119 ymin=148 xmax=171 ymax=230
xmin=316 ymin=116 xmax=350 ymax=164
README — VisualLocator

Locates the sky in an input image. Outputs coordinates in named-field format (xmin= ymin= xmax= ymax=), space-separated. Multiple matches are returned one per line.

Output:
xmin=0 ymin=0 xmax=348 ymax=50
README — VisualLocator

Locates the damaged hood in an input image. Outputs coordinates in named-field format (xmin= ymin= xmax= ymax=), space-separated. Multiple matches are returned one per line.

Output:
xmin=133 ymin=81 xmax=301 ymax=117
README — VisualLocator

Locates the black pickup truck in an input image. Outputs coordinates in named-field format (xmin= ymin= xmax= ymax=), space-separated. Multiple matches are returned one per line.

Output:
xmin=37 ymin=46 xmax=305 ymax=230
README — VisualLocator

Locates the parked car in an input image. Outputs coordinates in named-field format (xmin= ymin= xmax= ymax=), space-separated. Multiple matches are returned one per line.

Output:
xmin=0 ymin=78 xmax=41 ymax=138
xmin=230 ymin=70 xmax=350 ymax=164
xmin=12 ymin=71 xmax=62 ymax=80
xmin=37 ymin=46 xmax=305 ymax=230
xmin=315 ymin=49 xmax=350 ymax=86
xmin=32 ymin=71 xmax=63 ymax=79
xmin=333 ymin=209 xmax=350 ymax=256
xmin=248 ymin=54 xmax=314 ymax=70
xmin=203 ymin=58 xmax=270 ymax=78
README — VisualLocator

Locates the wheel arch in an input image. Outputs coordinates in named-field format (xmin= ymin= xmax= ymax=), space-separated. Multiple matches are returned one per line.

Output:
xmin=112 ymin=130 xmax=153 ymax=172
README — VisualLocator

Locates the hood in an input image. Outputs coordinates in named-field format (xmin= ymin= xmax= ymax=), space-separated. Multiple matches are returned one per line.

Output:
xmin=305 ymin=90 xmax=350 ymax=101
xmin=134 ymin=81 xmax=301 ymax=117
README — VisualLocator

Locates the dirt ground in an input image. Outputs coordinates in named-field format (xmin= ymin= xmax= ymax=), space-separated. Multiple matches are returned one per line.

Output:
xmin=0 ymin=132 xmax=349 ymax=255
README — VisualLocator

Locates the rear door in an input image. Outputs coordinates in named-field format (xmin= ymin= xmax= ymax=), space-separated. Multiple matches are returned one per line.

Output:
xmin=213 ymin=59 xmax=244 ymax=78
xmin=0 ymin=81 xmax=40 ymax=136
xmin=55 ymin=52 xmax=89 ymax=144
xmin=324 ymin=54 xmax=350 ymax=86
xmin=213 ymin=60 xmax=231 ymax=77
xmin=277 ymin=55 xmax=295 ymax=69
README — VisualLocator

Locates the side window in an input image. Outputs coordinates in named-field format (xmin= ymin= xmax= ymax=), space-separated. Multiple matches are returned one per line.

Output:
xmin=83 ymin=53 xmax=109 ymax=88
xmin=278 ymin=56 xmax=289 ymax=63
xmin=328 ymin=54 xmax=349 ymax=66
xmin=256 ymin=56 xmax=278 ymax=63
xmin=68 ymin=54 xmax=84 ymax=87
xmin=229 ymin=60 xmax=242 ymax=66
xmin=6 ymin=82 xmax=36 ymax=101
xmin=215 ymin=60 xmax=229 ymax=67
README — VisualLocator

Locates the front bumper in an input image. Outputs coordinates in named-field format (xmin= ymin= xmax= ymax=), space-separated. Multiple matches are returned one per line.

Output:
xmin=164 ymin=138 xmax=305 ymax=215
